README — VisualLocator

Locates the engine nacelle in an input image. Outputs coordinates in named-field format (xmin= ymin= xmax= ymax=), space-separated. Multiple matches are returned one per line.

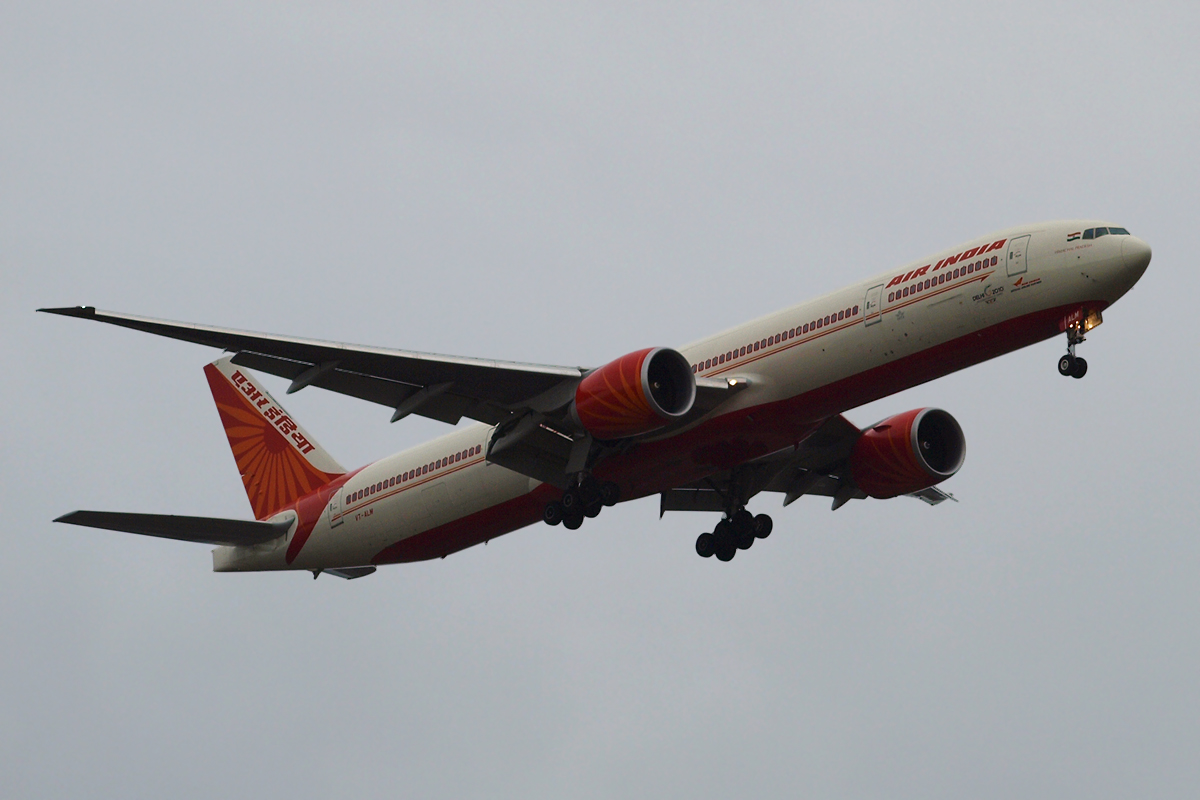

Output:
xmin=571 ymin=347 xmax=696 ymax=440
xmin=850 ymin=408 xmax=966 ymax=498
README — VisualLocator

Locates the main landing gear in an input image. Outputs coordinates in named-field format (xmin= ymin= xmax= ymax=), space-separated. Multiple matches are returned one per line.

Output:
xmin=543 ymin=476 xmax=620 ymax=531
xmin=694 ymin=508 xmax=773 ymax=562
xmin=1057 ymin=324 xmax=1088 ymax=379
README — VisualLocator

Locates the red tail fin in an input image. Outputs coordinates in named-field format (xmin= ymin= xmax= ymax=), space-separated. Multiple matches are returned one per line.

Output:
xmin=204 ymin=357 xmax=345 ymax=520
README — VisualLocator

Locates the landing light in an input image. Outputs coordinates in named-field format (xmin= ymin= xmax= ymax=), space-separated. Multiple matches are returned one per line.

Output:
xmin=1083 ymin=309 xmax=1103 ymax=332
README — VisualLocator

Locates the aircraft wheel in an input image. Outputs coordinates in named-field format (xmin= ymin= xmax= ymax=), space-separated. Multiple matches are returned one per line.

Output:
xmin=543 ymin=502 xmax=564 ymax=526
xmin=696 ymin=532 xmax=716 ymax=558
xmin=753 ymin=514 xmax=773 ymax=539
xmin=563 ymin=513 xmax=583 ymax=530
xmin=1058 ymin=354 xmax=1077 ymax=376
xmin=714 ymin=520 xmax=736 ymax=561
xmin=1072 ymin=357 xmax=1088 ymax=379
xmin=715 ymin=538 xmax=737 ymax=561
xmin=732 ymin=509 xmax=754 ymax=536
xmin=736 ymin=529 xmax=755 ymax=550
xmin=561 ymin=488 xmax=582 ymax=513
xmin=600 ymin=481 xmax=621 ymax=507
xmin=583 ymin=499 xmax=602 ymax=518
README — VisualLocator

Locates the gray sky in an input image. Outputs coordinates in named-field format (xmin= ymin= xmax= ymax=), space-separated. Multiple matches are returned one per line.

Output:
xmin=4 ymin=2 xmax=1199 ymax=797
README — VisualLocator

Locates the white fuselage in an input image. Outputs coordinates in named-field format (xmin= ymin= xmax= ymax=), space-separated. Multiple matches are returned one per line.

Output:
xmin=214 ymin=220 xmax=1150 ymax=572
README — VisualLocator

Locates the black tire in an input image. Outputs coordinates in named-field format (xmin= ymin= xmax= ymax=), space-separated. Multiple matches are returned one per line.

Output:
xmin=736 ymin=529 xmax=755 ymax=550
xmin=561 ymin=488 xmax=582 ymax=511
xmin=714 ymin=520 xmax=736 ymax=561
xmin=563 ymin=513 xmax=583 ymax=530
xmin=600 ymin=481 xmax=620 ymax=507
xmin=1058 ymin=354 xmax=1076 ymax=376
xmin=543 ymin=502 xmax=564 ymax=526
xmin=1072 ymin=357 xmax=1088 ymax=379
xmin=583 ymin=499 xmax=602 ymax=518
xmin=732 ymin=509 xmax=754 ymax=537
xmin=753 ymin=514 xmax=773 ymax=539
xmin=695 ymin=532 xmax=716 ymax=558
xmin=715 ymin=538 xmax=737 ymax=561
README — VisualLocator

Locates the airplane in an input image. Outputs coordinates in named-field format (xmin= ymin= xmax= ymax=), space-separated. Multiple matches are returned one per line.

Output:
xmin=42 ymin=220 xmax=1151 ymax=577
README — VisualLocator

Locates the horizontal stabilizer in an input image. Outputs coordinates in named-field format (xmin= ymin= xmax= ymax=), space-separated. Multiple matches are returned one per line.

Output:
xmin=54 ymin=510 xmax=292 ymax=546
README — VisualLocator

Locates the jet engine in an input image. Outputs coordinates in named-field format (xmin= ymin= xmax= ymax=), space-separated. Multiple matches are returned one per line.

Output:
xmin=571 ymin=347 xmax=696 ymax=440
xmin=850 ymin=408 xmax=966 ymax=498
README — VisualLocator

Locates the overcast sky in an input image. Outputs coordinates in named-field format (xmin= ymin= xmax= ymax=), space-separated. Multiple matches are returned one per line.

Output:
xmin=4 ymin=2 xmax=1199 ymax=798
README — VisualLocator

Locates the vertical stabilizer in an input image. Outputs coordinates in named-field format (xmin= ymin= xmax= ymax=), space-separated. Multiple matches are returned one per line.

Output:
xmin=204 ymin=357 xmax=345 ymax=520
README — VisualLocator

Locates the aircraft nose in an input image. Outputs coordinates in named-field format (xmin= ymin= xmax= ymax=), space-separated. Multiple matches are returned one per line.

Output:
xmin=1122 ymin=235 xmax=1152 ymax=275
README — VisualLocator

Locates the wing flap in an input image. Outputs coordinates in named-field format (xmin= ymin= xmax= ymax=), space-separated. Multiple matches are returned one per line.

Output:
xmin=54 ymin=510 xmax=292 ymax=546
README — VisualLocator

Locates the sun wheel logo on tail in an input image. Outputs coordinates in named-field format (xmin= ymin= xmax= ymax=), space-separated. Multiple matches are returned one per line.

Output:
xmin=204 ymin=357 xmax=345 ymax=520
xmin=850 ymin=408 xmax=966 ymax=498
xmin=570 ymin=347 xmax=696 ymax=440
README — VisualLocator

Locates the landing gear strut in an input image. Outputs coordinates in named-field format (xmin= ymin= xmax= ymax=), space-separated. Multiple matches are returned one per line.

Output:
xmin=1058 ymin=323 xmax=1089 ymax=379
xmin=695 ymin=506 xmax=773 ymax=562
xmin=543 ymin=476 xmax=620 ymax=530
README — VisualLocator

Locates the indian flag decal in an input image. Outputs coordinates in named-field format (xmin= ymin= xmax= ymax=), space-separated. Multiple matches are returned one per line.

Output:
xmin=1067 ymin=231 xmax=1081 ymax=241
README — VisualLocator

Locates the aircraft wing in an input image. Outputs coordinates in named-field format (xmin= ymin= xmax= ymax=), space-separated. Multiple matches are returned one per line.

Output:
xmin=39 ymin=306 xmax=584 ymax=425
xmin=659 ymin=414 xmax=956 ymax=514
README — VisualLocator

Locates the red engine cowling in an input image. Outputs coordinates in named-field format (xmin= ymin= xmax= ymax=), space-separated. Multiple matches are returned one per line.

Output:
xmin=571 ymin=347 xmax=696 ymax=440
xmin=850 ymin=408 xmax=966 ymax=498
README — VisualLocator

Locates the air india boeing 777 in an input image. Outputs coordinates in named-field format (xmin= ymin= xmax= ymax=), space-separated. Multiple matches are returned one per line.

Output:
xmin=42 ymin=220 xmax=1151 ymax=577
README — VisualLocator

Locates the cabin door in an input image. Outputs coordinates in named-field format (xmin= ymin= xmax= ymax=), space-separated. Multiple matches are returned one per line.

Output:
xmin=328 ymin=490 xmax=343 ymax=528
xmin=864 ymin=284 xmax=884 ymax=326
xmin=1006 ymin=235 xmax=1030 ymax=276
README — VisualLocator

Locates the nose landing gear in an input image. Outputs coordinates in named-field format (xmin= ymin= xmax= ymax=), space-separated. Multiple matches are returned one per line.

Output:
xmin=1058 ymin=353 xmax=1088 ymax=379
xmin=694 ymin=507 xmax=773 ymax=562
xmin=1058 ymin=324 xmax=1089 ymax=379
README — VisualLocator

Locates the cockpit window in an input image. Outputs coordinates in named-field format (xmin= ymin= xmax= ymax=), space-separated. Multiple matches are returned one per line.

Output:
xmin=1083 ymin=226 xmax=1131 ymax=240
